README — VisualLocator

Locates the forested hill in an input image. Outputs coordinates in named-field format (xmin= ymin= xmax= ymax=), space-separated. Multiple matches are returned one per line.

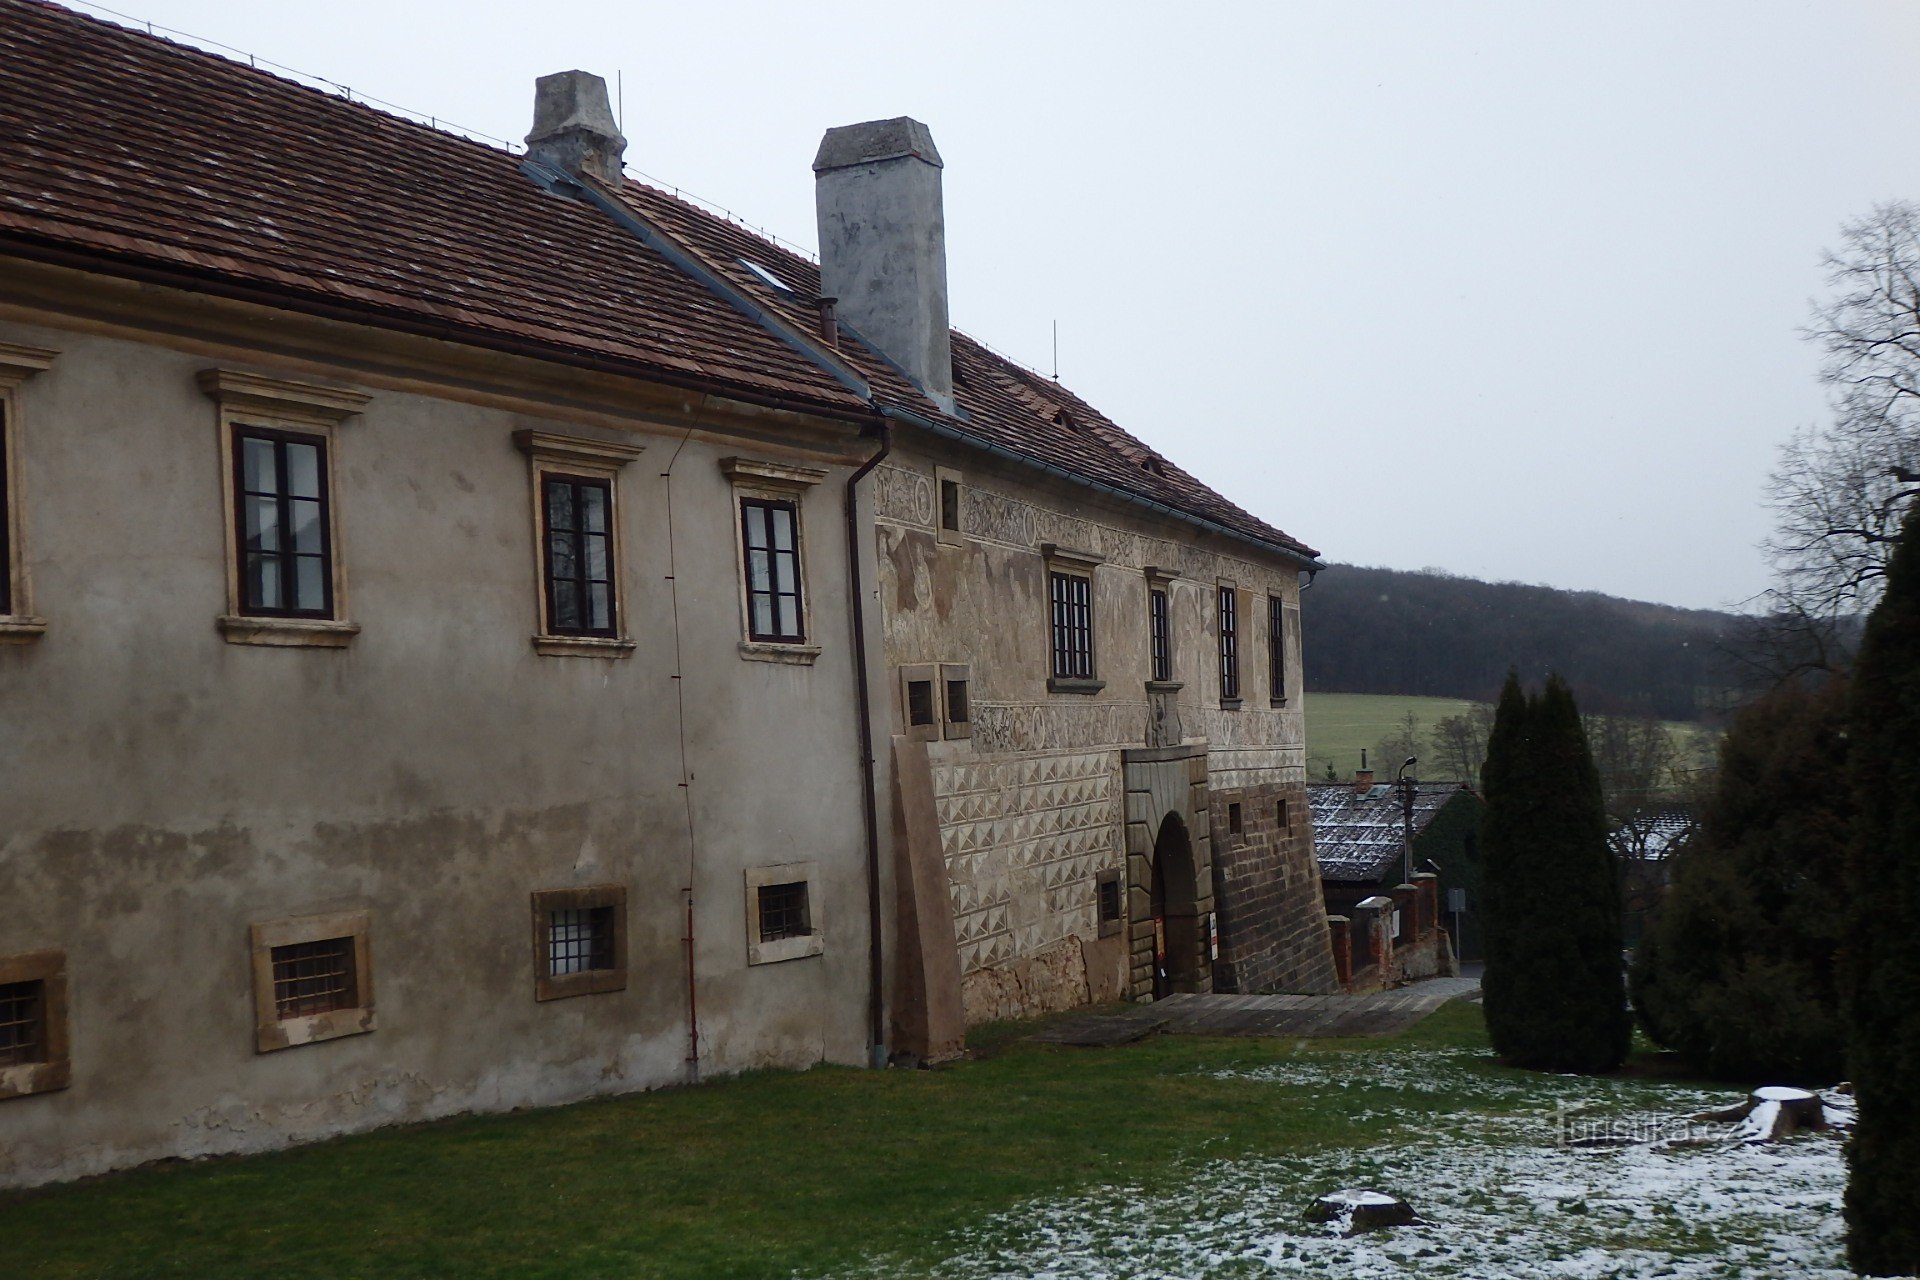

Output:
xmin=1302 ymin=564 xmax=1742 ymax=720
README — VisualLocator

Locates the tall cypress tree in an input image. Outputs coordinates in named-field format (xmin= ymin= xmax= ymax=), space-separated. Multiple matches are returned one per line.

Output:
xmin=1845 ymin=508 xmax=1920 ymax=1276
xmin=1480 ymin=670 xmax=1630 ymax=1073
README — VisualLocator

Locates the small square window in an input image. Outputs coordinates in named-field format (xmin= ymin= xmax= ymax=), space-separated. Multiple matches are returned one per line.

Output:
xmin=0 ymin=950 xmax=68 ymax=1101
xmin=1228 ymin=802 xmax=1244 ymax=835
xmin=940 ymin=478 xmax=960 ymax=531
xmin=945 ymin=678 xmax=969 ymax=727
xmin=900 ymin=664 xmax=940 ymax=742
xmin=250 ymin=910 xmax=373 ymax=1052
xmin=1095 ymin=869 xmax=1124 ymax=938
xmin=532 ymin=886 xmax=628 ymax=1001
xmin=907 ymin=679 xmax=936 ymax=727
xmin=745 ymin=861 xmax=824 ymax=965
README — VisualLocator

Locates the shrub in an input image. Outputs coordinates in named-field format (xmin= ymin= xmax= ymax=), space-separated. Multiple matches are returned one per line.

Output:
xmin=1628 ymin=680 xmax=1850 ymax=1083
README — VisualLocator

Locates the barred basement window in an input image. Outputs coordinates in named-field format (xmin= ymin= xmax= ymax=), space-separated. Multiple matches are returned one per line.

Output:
xmin=745 ymin=861 xmax=824 ymax=965
xmin=270 ymin=937 xmax=356 ymax=1020
xmin=250 ymin=910 xmax=374 ymax=1052
xmin=235 ymin=426 xmax=334 ymax=618
xmin=0 ymin=981 xmax=42 ymax=1067
xmin=1096 ymin=869 xmax=1124 ymax=938
xmin=741 ymin=497 xmax=805 ymax=643
xmin=541 ymin=474 xmax=617 ymax=637
xmin=532 ymin=886 xmax=628 ymax=1000
xmin=758 ymin=881 xmax=812 ymax=942
xmin=1149 ymin=587 xmax=1171 ymax=683
xmin=0 ymin=950 xmax=68 ymax=1100
xmin=1218 ymin=585 xmax=1240 ymax=702
xmin=1050 ymin=570 xmax=1094 ymax=681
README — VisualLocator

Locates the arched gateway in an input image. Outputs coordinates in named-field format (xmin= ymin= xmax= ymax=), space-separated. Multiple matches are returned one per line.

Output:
xmin=1121 ymin=744 xmax=1215 ymax=1000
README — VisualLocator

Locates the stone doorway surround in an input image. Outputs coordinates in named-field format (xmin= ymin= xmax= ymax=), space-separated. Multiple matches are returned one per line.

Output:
xmin=1121 ymin=744 xmax=1214 ymax=1000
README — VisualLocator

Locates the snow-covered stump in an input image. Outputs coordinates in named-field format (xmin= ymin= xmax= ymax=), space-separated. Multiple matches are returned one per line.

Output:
xmin=1690 ymin=1087 xmax=1842 ymax=1143
xmin=1306 ymin=1188 xmax=1418 ymax=1234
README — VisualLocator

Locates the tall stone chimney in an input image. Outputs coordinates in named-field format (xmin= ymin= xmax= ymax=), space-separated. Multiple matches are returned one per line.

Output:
xmin=813 ymin=117 xmax=952 ymax=407
xmin=526 ymin=71 xmax=626 ymax=183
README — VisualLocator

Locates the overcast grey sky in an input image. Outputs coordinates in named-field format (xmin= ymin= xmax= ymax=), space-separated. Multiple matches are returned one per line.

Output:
xmin=73 ymin=1 xmax=1920 ymax=610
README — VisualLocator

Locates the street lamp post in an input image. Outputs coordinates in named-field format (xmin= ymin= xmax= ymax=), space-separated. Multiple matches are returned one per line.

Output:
xmin=1396 ymin=756 xmax=1418 ymax=886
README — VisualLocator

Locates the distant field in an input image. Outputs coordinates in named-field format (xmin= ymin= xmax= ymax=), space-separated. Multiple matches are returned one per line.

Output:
xmin=1304 ymin=692 xmax=1482 ymax=781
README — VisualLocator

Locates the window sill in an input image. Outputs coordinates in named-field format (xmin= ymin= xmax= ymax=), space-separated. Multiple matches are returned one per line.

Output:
xmin=1048 ymin=677 xmax=1106 ymax=695
xmin=1145 ymin=679 xmax=1183 ymax=693
xmin=536 ymin=969 xmax=629 ymax=1002
xmin=749 ymin=933 xmax=824 ymax=966
xmin=0 ymin=1059 xmax=70 ymax=1101
xmin=533 ymin=634 xmax=637 ymax=659
xmin=255 ymin=1005 xmax=375 ymax=1053
xmin=219 ymin=615 xmax=360 ymax=648
xmin=0 ymin=615 xmax=47 ymax=644
xmin=1270 ymin=697 xmax=1290 ymax=709
xmin=740 ymin=641 xmax=821 ymax=666
xmin=1220 ymin=697 xmax=1245 ymax=711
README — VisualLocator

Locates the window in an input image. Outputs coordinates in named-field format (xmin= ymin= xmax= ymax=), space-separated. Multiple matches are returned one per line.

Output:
xmin=234 ymin=427 xmax=333 ymax=618
xmin=1266 ymin=595 xmax=1288 ymax=704
xmin=250 ymin=910 xmax=373 ymax=1052
xmin=541 ymin=474 xmax=616 ymax=636
xmin=0 ymin=950 xmax=68 ymax=1101
xmin=723 ymin=458 xmax=824 ymax=662
xmin=1218 ymin=585 xmax=1240 ymax=703
xmin=203 ymin=370 xmax=367 ymax=648
xmin=531 ymin=886 xmax=628 ymax=1000
xmin=745 ymin=861 xmax=824 ymax=965
xmin=1278 ymin=798 xmax=1291 ymax=829
xmin=1149 ymin=587 xmax=1171 ymax=683
xmin=1274 ymin=600 xmax=1302 ymax=707
xmin=934 ymin=466 xmax=964 ymax=545
xmin=741 ymin=498 xmax=804 ymax=642
xmin=0 ymin=342 xmax=55 ymax=642
xmin=943 ymin=663 xmax=972 ymax=740
xmin=1050 ymin=571 xmax=1093 ymax=680
xmin=757 ymin=882 xmax=812 ymax=941
xmin=517 ymin=429 xmax=643 ymax=658
xmin=1095 ymin=869 xmax=1124 ymax=938
xmin=907 ymin=677 xmax=936 ymax=727
xmin=1228 ymin=802 xmax=1244 ymax=835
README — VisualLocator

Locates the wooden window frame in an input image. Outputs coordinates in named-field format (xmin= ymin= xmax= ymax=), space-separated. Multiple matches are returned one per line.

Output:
xmin=0 ymin=950 xmax=70 ymax=1101
xmin=231 ymin=424 xmax=337 ymax=620
xmin=722 ymin=458 xmax=825 ymax=665
xmin=934 ymin=465 xmax=965 ymax=547
xmin=517 ymin=430 xmax=643 ymax=658
xmin=745 ymin=860 xmax=824 ymax=965
xmin=531 ymin=885 xmax=629 ymax=1001
xmin=740 ymin=497 xmax=806 ymax=642
xmin=1218 ymin=583 xmax=1242 ymax=707
xmin=202 ymin=370 xmax=367 ymax=649
xmin=0 ymin=344 xmax=55 ymax=643
xmin=1043 ymin=543 xmax=1104 ymax=694
xmin=1144 ymin=565 xmax=1178 ymax=688
xmin=249 ymin=909 xmax=374 ymax=1053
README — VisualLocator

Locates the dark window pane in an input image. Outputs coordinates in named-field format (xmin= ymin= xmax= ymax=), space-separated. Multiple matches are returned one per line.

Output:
xmin=0 ymin=980 xmax=44 ymax=1067
xmin=588 ymin=583 xmax=611 ymax=632
xmin=293 ymin=555 xmax=326 ymax=611
xmin=241 ymin=436 xmax=277 ymax=493
xmin=285 ymin=442 xmax=321 ymax=499
xmin=247 ymin=553 xmax=281 ymax=610
xmin=552 ymin=579 xmax=581 ymax=632
xmin=580 ymin=484 xmax=607 ymax=535
xmin=545 ymin=479 xmax=575 ymax=532
xmin=584 ymin=531 xmax=609 ymax=582
xmin=289 ymin=498 xmax=323 ymax=553
xmin=907 ymin=679 xmax=935 ymax=726
xmin=946 ymin=678 xmax=969 ymax=724
xmin=757 ymin=881 xmax=811 ymax=941
xmin=245 ymin=494 xmax=280 ymax=552
xmin=270 ymin=937 xmax=356 ymax=1020
xmin=741 ymin=499 xmax=803 ymax=642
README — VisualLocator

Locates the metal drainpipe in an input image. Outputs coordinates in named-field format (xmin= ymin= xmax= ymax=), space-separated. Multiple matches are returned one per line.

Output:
xmin=844 ymin=418 xmax=893 ymax=1068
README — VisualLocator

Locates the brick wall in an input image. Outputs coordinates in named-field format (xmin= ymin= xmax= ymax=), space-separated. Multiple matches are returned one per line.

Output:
xmin=1208 ymin=780 xmax=1340 ymax=994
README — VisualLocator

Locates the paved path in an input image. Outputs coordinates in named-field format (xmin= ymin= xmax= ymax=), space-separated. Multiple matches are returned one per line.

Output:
xmin=1029 ymin=976 xmax=1480 ymax=1046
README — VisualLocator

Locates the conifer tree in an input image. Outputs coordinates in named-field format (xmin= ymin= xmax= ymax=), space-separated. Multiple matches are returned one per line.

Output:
xmin=1629 ymin=680 xmax=1850 ymax=1082
xmin=1480 ymin=671 xmax=1631 ymax=1073
xmin=1844 ymin=508 xmax=1920 ymax=1277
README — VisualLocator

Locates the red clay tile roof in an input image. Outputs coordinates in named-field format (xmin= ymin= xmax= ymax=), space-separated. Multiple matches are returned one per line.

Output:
xmin=0 ymin=0 xmax=1317 ymax=561
xmin=0 ymin=0 xmax=867 ymax=417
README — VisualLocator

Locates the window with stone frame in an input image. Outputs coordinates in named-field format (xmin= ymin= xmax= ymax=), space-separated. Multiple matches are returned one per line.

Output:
xmin=1218 ymin=585 xmax=1241 ymax=703
xmin=531 ymin=885 xmax=628 ymax=1001
xmin=0 ymin=950 xmax=69 ymax=1102
xmin=1095 ymin=869 xmax=1124 ymax=938
xmin=1150 ymin=586 xmax=1171 ymax=683
xmin=1043 ymin=545 xmax=1104 ymax=693
xmin=517 ymin=429 xmax=643 ymax=658
xmin=745 ymin=861 xmax=824 ymax=965
xmin=0 ymin=342 xmax=56 ymax=643
xmin=723 ymin=458 xmax=824 ymax=662
xmin=250 ymin=910 xmax=374 ymax=1053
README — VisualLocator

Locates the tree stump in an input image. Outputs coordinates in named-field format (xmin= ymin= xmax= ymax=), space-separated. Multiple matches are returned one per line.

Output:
xmin=1690 ymin=1086 xmax=1830 ymax=1142
xmin=1307 ymin=1188 xmax=1418 ymax=1234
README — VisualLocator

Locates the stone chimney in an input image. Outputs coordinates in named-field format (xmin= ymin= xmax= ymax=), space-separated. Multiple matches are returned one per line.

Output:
xmin=526 ymin=71 xmax=626 ymax=183
xmin=813 ymin=117 xmax=952 ymax=407
xmin=1353 ymin=749 xmax=1375 ymax=795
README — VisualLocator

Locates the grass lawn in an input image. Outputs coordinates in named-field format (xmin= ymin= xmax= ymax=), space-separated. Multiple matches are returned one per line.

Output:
xmin=1304 ymin=691 xmax=1482 ymax=780
xmin=1 ymin=1003 xmax=1845 ymax=1279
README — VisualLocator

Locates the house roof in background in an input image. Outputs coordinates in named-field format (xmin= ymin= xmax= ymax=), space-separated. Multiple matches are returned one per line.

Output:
xmin=1307 ymin=781 xmax=1478 ymax=884
xmin=1609 ymin=805 xmax=1695 ymax=861
xmin=0 ymin=0 xmax=1317 ymax=563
